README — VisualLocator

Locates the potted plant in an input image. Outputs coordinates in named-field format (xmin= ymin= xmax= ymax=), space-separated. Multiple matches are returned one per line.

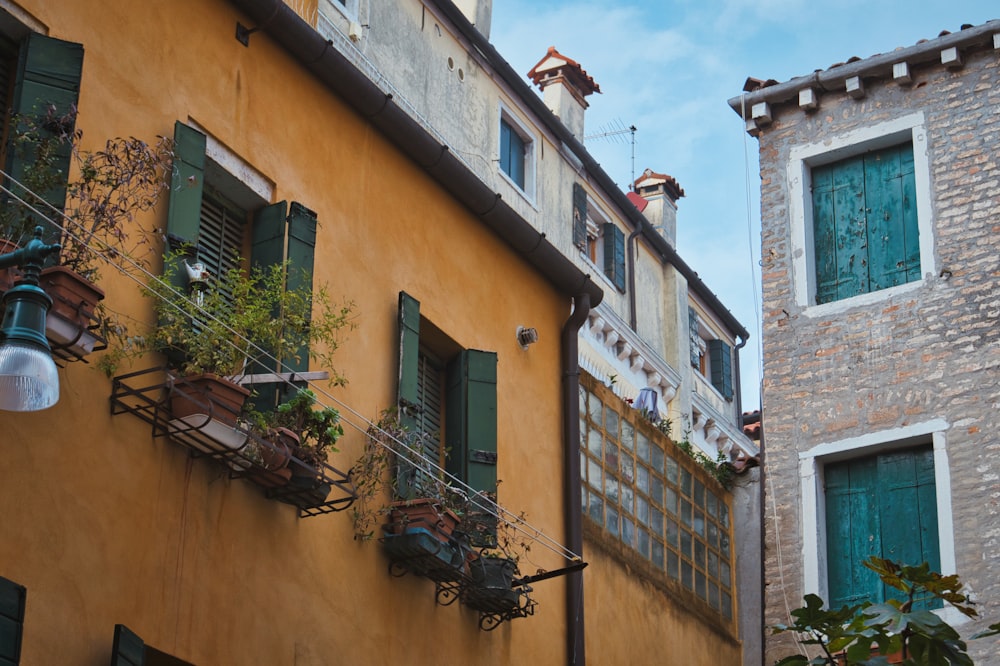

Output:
xmin=461 ymin=509 xmax=533 ymax=615
xmin=1 ymin=107 xmax=173 ymax=357
xmin=262 ymin=388 xmax=345 ymax=507
xmin=104 ymin=251 xmax=354 ymax=462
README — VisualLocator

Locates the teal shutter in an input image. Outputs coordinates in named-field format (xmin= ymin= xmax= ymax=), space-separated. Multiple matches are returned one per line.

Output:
xmin=826 ymin=448 xmax=939 ymax=609
xmin=445 ymin=349 xmax=498 ymax=493
xmin=0 ymin=577 xmax=25 ymax=665
xmin=572 ymin=182 xmax=588 ymax=249
xmin=813 ymin=155 xmax=867 ymax=304
xmin=500 ymin=120 xmax=525 ymax=189
xmin=813 ymin=144 xmax=920 ymax=304
xmin=165 ymin=122 xmax=206 ymax=252
xmin=284 ymin=202 xmax=317 ymax=374
xmin=878 ymin=448 xmax=940 ymax=609
xmin=826 ymin=457 xmax=882 ymax=608
xmin=708 ymin=339 xmax=733 ymax=400
xmin=865 ymin=145 xmax=919 ymax=291
xmin=5 ymin=33 xmax=83 ymax=235
xmin=602 ymin=223 xmax=625 ymax=291
xmin=110 ymin=624 xmax=145 ymax=666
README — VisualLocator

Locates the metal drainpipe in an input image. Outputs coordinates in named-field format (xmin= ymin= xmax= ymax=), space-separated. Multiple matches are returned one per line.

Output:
xmin=626 ymin=228 xmax=642 ymax=331
xmin=562 ymin=291 xmax=591 ymax=666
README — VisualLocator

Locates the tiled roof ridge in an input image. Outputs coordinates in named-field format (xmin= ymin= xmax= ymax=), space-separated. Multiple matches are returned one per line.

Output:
xmin=728 ymin=19 xmax=1000 ymax=116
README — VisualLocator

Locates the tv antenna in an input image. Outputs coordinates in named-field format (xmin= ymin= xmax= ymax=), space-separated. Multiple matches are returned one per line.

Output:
xmin=585 ymin=119 xmax=637 ymax=189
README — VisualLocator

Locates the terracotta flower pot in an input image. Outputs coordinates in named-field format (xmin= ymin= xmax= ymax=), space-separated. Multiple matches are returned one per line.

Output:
xmin=169 ymin=373 xmax=250 ymax=428
xmin=39 ymin=265 xmax=105 ymax=327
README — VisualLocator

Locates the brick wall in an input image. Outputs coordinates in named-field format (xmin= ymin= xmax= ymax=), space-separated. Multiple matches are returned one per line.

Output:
xmin=756 ymin=45 xmax=1000 ymax=663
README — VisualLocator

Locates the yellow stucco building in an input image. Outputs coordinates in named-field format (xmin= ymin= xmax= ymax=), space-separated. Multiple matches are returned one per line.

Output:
xmin=0 ymin=1 xmax=746 ymax=664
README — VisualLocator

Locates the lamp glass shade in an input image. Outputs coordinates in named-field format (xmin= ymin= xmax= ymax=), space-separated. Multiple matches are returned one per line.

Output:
xmin=0 ymin=340 xmax=59 ymax=411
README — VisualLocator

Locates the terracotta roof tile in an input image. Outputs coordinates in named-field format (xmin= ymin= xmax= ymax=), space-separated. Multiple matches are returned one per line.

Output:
xmin=527 ymin=46 xmax=601 ymax=96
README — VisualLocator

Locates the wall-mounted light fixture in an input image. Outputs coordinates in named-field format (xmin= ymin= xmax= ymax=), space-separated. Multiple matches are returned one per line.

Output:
xmin=516 ymin=326 xmax=539 ymax=350
xmin=0 ymin=227 xmax=61 ymax=411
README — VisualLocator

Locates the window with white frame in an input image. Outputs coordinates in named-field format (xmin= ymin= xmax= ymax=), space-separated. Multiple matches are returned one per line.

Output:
xmin=572 ymin=183 xmax=625 ymax=292
xmin=688 ymin=308 xmax=733 ymax=401
xmin=800 ymin=421 xmax=958 ymax=623
xmin=498 ymin=106 xmax=535 ymax=199
xmin=786 ymin=113 xmax=934 ymax=310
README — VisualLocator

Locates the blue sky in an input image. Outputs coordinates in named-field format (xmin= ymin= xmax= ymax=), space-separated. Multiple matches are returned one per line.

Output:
xmin=490 ymin=1 xmax=998 ymax=411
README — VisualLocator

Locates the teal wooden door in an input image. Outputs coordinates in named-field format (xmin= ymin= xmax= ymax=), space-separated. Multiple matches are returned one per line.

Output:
xmin=825 ymin=447 xmax=939 ymax=609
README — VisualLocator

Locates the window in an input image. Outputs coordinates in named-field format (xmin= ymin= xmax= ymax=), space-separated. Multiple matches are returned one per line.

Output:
xmin=321 ymin=0 xmax=359 ymax=21
xmin=498 ymin=107 xmax=535 ymax=199
xmin=0 ymin=576 xmax=26 ymax=665
xmin=787 ymin=113 xmax=933 ymax=309
xmin=164 ymin=122 xmax=318 ymax=405
xmin=397 ymin=291 xmax=498 ymax=498
xmin=572 ymin=183 xmax=625 ymax=292
xmin=580 ymin=373 xmax=734 ymax=620
xmin=825 ymin=446 xmax=940 ymax=610
xmin=1 ymin=32 xmax=83 ymax=239
xmin=688 ymin=308 xmax=733 ymax=400
xmin=812 ymin=143 xmax=919 ymax=304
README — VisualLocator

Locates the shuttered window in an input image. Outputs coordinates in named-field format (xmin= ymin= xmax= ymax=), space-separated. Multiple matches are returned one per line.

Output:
xmin=499 ymin=118 xmax=525 ymax=190
xmin=2 ymin=33 xmax=83 ymax=239
xmin=708 ymin=339 xmax=733 ymax=401
xmin=812 ymin=143 xmax=919 ymax=304
xmin=397 ymin=292 xmax=498 ymax=500
xmin=602 ymin=222 xmax=626 ymax=292
xmin=0 ymin=576 xmax=26 ymax=665
xmin=825 ymin=446 xmax=940 ymax=610
xmin=572 ymin=182 xmax=588 ymax=250
xmin=163 ymin=122 xmax=318 ymax=397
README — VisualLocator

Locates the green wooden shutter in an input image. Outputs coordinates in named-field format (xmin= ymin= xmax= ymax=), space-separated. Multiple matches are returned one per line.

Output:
xmin=284 ymin=202 xmax=317 ymax=374
xmin=602 ymin=223 xmax=625 ymax=291
xmin=397 ymin=291 xmax=421 ymax=432
xmin=813 ymin=155 xmax=867 ymax=304
xmin=878 ymin=447 xmax=940 ymax=610
xmin=445 ymin=349 xmax=497 ymax=493
xmin=826 ymin=457 xmax=882 ymax=608
xmin=0 ymin=577 xmax=25 ymax=666
xmin=165 ymin=122 xmax=206 ymax=251
xmin=572 ymin=182 xmax=588 ymax=249
xmin=244 ymin=201 xmax=288 ymax=410
xmin=110 ymin=624 xmax=145 ymax=666
xmin=708 ymin=339 xmax=733 ymax=400
xmin=865 ymin=145 xmax=919 ymax=291
xmin=826 ymin=448 xmax=939 ymax=609
xmin=5 ymin=33 xmax=83 ymax=234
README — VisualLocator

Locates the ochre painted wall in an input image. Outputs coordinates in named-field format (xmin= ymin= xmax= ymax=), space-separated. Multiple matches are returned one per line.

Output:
xmin=0 ymin=1 xmax=572 ymax=663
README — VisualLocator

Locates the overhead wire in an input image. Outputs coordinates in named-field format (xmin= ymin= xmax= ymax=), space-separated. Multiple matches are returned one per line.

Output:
xmin=0 ymin=167 xmax=582 ymax=564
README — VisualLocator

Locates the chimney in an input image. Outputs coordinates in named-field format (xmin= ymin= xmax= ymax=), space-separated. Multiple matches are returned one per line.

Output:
xmin=527 ymin=47 xmax=600 ymax=140
xmin=453 ymin=0 xmax=493 ymax=39
xmin=634 ymin=168 xmax=685 ymax=246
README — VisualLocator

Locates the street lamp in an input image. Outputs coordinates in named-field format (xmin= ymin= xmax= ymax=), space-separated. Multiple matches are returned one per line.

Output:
xmin=0 ymin=226 xmax=61 ymax=411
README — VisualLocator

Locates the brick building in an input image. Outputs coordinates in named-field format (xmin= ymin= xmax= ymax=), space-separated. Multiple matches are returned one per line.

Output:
xmin=729 ymin=20 xmax=1000 ymax=663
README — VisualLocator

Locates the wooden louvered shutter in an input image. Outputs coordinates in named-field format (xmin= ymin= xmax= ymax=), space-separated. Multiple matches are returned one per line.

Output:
xmin=708 ymin=339 xmax=733 ymax=400
xmin=396 ymin=291 xmax=422 ymax=498
xmin=0 ymin=577 xmax=25 ymax=666
xmin=245 ymin=200 xmax=288 ymax=410
xmin=603 ymin=223 xmax=625 ymax=291
xmin=688 ymin=307 xmax=700 ymax=368
xmin=110 ymin=624 xmax=145 ymax=666
xmin=284 ymin=202 xmax=317 ymax=374
xmin=165 ymin=121 xmax=205 ymax=265
xmin=446 ymin=349 xmax=497 ymax=493
xmin=572 ymin=182 xmax=588 ymax=249
xmin=5 ymin=33 xmax=83 ymax=235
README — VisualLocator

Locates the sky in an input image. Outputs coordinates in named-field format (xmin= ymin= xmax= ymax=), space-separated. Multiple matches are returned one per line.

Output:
xmin=490 ymin=1 xmax=998 ymax=411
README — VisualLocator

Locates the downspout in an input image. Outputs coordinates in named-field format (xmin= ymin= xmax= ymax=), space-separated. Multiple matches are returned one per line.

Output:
xmin=562 ymin=291 xmax=591 ymax=666
xmin=733 ymin=334 xmax=748 ymax=425
xmin=626 ymin=227 xmax=642 ymax=330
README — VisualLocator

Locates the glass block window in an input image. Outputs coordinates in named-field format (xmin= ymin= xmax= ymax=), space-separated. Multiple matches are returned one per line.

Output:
xmin=580 ymin=373 xmax=733 ymax=620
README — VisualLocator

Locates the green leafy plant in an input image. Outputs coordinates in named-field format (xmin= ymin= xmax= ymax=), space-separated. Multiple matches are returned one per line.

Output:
xmin=101 ymin=252 xmax=354 ymax=379
xmin=772 ymin=557 xmax=991 ymax=665
xmin=264 ymin=388 xmax=344 ymax=466
xmin=676 ymin=436 xmax=735 ymax=489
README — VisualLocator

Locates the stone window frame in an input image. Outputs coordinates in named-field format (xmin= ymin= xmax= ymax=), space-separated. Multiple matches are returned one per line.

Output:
xmin=797 ymin=419 xmax=965 ymax=626
xmin=786 ymin=112 xmax=936 ymax=315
